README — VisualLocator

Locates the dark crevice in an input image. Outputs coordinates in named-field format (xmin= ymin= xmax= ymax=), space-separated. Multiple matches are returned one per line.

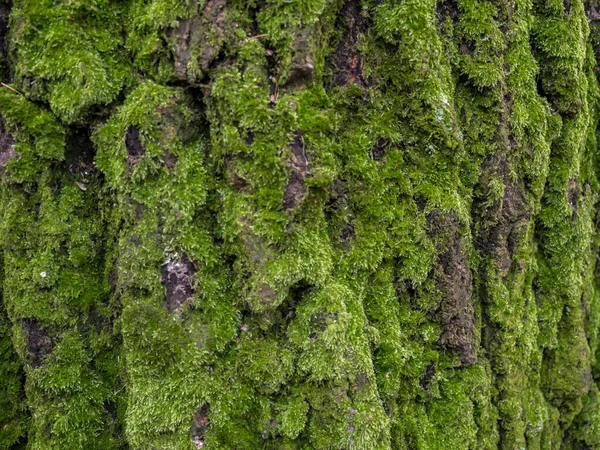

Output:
xmin=436 ymin=0 xmax=460 ymax=26
xmin=279 ymin=281 xmax=313 ymax=331
xmin=282 ymin=131 xmax=309 ymax=211
xmin=340 ymin=220 xmax=355 ymax=247
xmin=427 ymin=211 xmax=476 ymax=366
xmin=419 ymin=361 xmax=436 ymax=391
xmin=22 ymin=319 xmax=54 ymax=368
xmin=330 ymin=0 xmax=370 ymax=88
xmin=191 ymin=404 xmax=210 ymax=449
xmin=125 ymin=125 xmax=144 ymax=168
xmin=0 ymin=1 xmax=12 ymax=82
xmin=63 ymin=126 xmax=96 ymax=177
xmin=125 ymin=125 xmax=144 ymax=157
xmin=371 ymin=138 xmax=389 ymax=161
xmin=567 ymin=177 xmax=581 ymax=217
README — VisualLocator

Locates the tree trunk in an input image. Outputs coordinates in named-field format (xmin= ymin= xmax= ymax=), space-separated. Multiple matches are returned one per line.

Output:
xmin=1 ymin=0 xmax=600 ymax=448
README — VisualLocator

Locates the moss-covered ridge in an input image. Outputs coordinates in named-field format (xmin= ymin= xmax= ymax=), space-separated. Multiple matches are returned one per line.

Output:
xmin=1 ymin=0 xmax=600 ymax=448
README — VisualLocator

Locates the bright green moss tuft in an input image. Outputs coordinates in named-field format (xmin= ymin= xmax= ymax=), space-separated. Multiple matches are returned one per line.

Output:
xmin=10 ymin=0 xmax=129 ymax=123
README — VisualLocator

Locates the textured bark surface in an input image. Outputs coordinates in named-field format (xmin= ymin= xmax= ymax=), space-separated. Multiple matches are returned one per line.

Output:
xmin=1 ymin=0 xmax=600 ymax=449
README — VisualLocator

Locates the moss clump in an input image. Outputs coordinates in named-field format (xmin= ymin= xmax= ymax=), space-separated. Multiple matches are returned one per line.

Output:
xmin=2 ymin=0 xmax=600 ymax=447
xmin=0 ymin=253 xmax=28 ymax=449
xmin=10 ymin=0 xmax=129 ymax=123
xmin=1 ymin=90 xmax=123 ymax=448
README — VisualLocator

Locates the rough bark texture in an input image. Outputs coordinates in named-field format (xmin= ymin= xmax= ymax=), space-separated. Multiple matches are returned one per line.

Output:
xmin=1 ymin=0 xmax=600 ymax=449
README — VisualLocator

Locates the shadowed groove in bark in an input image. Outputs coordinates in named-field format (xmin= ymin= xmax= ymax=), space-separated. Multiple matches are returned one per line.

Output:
xmin=282 ymin=131 xmax=309 ymax=211
xmin=170 ymin=0 xmax=228 ymax=83
xmin=125 ymin=125 xmax=144 ymax=161
xmin=0 ymin=1 xmax=12 ymax=81
xmin=22 ymin=319 xmax=53 ymax=368
xmin=475 ymin=153 xmax=531 ymax=275
xmin=330 ymin=0 xmax=369 ymax=88
xmin=427 ymin=211 xmax=476 ymax=366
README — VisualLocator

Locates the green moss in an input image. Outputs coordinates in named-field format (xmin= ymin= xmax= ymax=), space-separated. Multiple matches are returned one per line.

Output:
xmin=10 ymin=0 xmax=129 ymax=123
xmin=1 ymin=86 xmax=123 ymax=447
xmin=2 ymin=0 xmax=600 ymax=447
xmin=0 ymin=251 xmax=28 ymax=449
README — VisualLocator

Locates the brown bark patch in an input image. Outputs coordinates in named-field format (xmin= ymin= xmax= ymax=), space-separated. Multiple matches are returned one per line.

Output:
xmin=437 ymin=0 xmax=459 ymax=26
xmin=171 ymin=0 xmax=227 ymax=82
xmin=340 ymin=221 xmax=355 ymax=247
xmin=286 ymin=28 xmax=315 ymax=87
xmin=163 ymin=151 xmax=177 ymax=171
xmin=427 ymin=211 xmax=476 ymax=366
xmin=458 ymin=41 xmax=475 ymax=56
xmin=173 ymin=18 xmax=194 ymax=80
xmin=240 ymin=218 xmax=274 ymax=267
xmin=331 ymin=0 xmax=369 ymax=88
xmin=256 ymin=283 xmax=277 ymax=306
xmin=191 ymin=404 xmax=210 ymax=449
xmin=161 ymin=254 xmax=196 ymax=313
xmin=567 ymin=177 xmax=580 ymax=215
xmin=586 ymin=1 xmax=600 ymax=67
xmin=201 ymin=0 xmax=227 ymax=65
xmin=282 ymin=131 xmax=309 ymax=210
xmin=126 ymin=125 xmax=144 ymax=166
xmin=23 ymin=319 xmax=54 ymax=368
xmin=352 ymin=372 xmax=369 ymax=394
xmin=476 ymin=154 xmax=530 ymax=275
xmin=371 ymin=138 xmax=388 ymax=161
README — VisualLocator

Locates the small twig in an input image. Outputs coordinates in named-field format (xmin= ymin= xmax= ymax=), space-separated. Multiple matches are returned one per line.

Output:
xmin=246 ymin=33 xmax=269 ymax=41
xmin=0 ymin=82 xmax=22 ymax=95
xmin=113 ymin=384 xmax=127 ymax=396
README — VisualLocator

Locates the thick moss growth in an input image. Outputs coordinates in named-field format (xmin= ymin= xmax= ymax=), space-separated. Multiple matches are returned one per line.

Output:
xmin=2 ymin=0 xmax=600 ymax=449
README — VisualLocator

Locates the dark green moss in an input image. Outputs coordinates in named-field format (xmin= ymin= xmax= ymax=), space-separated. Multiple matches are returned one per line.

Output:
xmin=2 ymin=0 xmax=600 ymax=448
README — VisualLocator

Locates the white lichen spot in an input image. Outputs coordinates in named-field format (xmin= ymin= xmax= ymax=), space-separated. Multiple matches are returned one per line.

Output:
xmin=435 ymin=108 xmax=444 ymax=121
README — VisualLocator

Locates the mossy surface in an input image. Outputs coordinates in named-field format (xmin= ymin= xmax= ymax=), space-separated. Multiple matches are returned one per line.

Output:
xmin=2 ymin=0 xmax=600 ymax=448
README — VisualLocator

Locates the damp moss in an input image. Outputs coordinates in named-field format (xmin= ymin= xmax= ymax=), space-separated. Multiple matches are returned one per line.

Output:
xmin=2 ymin=0 xmax=600 ymax=447
xmin=9 ymin=0 xmax=129 ymax=123
xmin=0 ymin=250 xmax=29 ymax=448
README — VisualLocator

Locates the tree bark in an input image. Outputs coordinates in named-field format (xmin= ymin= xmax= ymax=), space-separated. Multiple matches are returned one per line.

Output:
xmin=1 ymin=0 xmax=600 ymax=448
